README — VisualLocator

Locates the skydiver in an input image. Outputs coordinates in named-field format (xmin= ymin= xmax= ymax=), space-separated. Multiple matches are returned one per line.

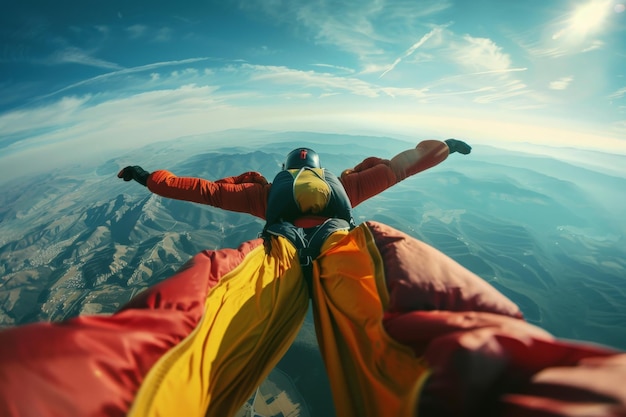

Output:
xmin=118 ymin=138 xmax=471 ymax=284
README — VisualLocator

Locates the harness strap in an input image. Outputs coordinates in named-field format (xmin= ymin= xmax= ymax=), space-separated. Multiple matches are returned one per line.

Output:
xmin=263 ymin=218 xmax=352 ymax=292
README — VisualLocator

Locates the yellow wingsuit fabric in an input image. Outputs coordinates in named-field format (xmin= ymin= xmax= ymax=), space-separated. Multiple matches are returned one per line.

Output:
xmin=312 ymin=224 xmax=429 ymax=417
xmin=127 ymin=236 xmax=309 ymax=417
xmin=128 ymin=224 xmax=427 ymax=417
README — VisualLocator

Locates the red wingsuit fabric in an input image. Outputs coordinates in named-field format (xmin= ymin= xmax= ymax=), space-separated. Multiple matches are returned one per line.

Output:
xmin=1 ymin=140 xmax=624 ymax=417
xmin=2 ymin=222 xmax=623 ymax=417
xmin=146 ymin=140 xmax=450 ymax=214
xmin=0 ymin=240 xmax=261 ymax=417
xmin=367 ymin=222 xmax=626 ymax=417
xmin=112 ymin=137 xmax=626 ymax=417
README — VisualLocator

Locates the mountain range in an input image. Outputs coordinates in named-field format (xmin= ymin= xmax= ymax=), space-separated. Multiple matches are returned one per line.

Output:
xmin=1 ymin=131 xmax=625 ymax=416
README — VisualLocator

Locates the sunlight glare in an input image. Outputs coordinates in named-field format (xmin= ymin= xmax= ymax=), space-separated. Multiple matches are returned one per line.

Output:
xmin=569 ymin=0 xmax=611 ymax=36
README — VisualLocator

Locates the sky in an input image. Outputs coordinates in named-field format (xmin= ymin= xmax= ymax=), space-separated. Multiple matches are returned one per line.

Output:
xmin=1 ymin=0 xmax=625 ymax=178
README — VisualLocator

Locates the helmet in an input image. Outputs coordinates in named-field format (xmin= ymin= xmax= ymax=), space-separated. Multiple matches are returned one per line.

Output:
xmin=284 ymin=148 xmax=320 ymax=170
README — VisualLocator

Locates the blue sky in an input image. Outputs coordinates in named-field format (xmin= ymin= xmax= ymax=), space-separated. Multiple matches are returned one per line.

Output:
xmin=1 ymin=0 xmax=625 ymax=177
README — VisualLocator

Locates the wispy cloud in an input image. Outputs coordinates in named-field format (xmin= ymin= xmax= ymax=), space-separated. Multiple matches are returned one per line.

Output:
xmin=418 ymin=67 xmax=528 ymax=97
xmin=462 ymin=68 xmax=528 ymax=76
xmin=237 ymin=0 xmax=451 ymax=65
xmin=0 ymin=96 xmax=91 ymax=147
xmin=249 ymin=45 xmax=280 ymax=56
xmin=247 ymin=64 xmax=382 ymax=98
xmin=126 ymin=24 xmax=147 ymax=39
xmin=549 ymin=76 xmax=574 ymax=90
xmin=34 ymin=58 xmax=211 ymax=102
xmin=2 ymin=68 xmax=625 ymax=182
xmin=473 ymin=80 xmax=528 ymax=104
xmin=453 ymin=35 xmax=512 ymax=72
xmin=526 ymin=38 xmax=606 ymax=58
xmin=581 ymin=39 xmax=604 ymax=52
xmin=311 ymin=63 xmax=356 ymax=74
xmin=171 ymin=68 xmax=200 ymax=78
xmin=126 ymin=24 xmax=173 ymax=42
xmin=608 ymin=86 xmax=626 ymax=100
xmin=155 ymin=27 xmax=173 ymax=42
xmin=47 ymin=47 xmax=123 ymax=70
xmin=94 ymin=25 xmax=110 ymax=35
xmin=419 ymin=34 xmax=538 ymax=107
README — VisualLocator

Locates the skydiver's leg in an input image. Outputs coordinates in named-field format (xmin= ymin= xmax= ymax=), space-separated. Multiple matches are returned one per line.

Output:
xmin=310 ymin=226 xmax=428 ymax=417
xmin=129 ymin=236 xmax=309 ymax=417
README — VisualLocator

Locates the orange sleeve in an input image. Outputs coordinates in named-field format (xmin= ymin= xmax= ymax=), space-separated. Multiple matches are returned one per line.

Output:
xmin=340 ymin=140 xmax=450 ymax=207
xmin=147 ymin=170 xmax=270 ymax=219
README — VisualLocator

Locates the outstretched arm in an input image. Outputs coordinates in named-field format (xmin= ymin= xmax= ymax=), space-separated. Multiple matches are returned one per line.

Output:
xmin=340 ymin=139 xmax=470 ymax=207
xmin=118 ymin=167 xmax=270 ymax=219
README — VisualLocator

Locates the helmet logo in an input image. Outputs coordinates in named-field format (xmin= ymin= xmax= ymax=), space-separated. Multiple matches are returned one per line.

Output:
xmin=285 ymin=147 xmax=319 ymax=169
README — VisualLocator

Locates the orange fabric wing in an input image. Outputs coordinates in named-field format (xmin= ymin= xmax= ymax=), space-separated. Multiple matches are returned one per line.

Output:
xmin=311 ymin=226 xmax=428 ymax=417
xmin=148 ymin=170 xmax=270 ymax=219
xmin=389 ymin=139 xmax=449 ymax=181
xmin=340 ymin=161 xmax=397 ymax=207
xmin=340 ymin=140 xmax=449 ymax=207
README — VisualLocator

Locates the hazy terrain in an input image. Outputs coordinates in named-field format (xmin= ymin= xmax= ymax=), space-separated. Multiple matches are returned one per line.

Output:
xmin=1 ymin=131 xmax=625 ymax=416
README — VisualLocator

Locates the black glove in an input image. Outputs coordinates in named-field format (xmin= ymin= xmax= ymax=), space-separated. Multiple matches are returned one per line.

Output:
xmin=117 ymin=166 xmax=150 ymax=186
xmin=445 ymin=139 xmax=472 ymax=155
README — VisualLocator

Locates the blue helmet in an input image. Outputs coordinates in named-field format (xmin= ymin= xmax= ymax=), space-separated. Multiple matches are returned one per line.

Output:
xmin=284 ymin=148 xmax=320 ymax=170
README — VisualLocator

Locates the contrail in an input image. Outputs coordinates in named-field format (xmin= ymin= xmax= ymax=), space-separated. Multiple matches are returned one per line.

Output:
xmin=380 ymin=28 xmax=439 ymax=79
xmin=34 ymin=57 xmax=211 ymax=103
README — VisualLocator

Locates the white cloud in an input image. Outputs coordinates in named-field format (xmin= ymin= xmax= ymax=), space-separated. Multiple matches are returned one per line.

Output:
xmin=453 ymin=35 xmax=512 ymax=72
xmin=581 ymin=39 xmax=604 ymax=52
xmin=359 ymin=63 xmax=392 ymax=75
xmin=246 ymin=64 xmax=382 ymax=98
xmin=464 ymin=68 xmax=528 ymax=76
xmin=1 ymin=86 xmax=225 ymax=168
xmin=171 ymin=68 xmax=199 ymax=78
xmin=379 ymin=86 xmax=430 ymax=99
xmin=248 ymin=45 xmax=280 ymax=57
xmin=35 ymin=58 xmax=211 ymax=102
xmin=549 ymin=76 xmax=574 ymax=90
xmin=2 ymin=78 xmax=625 ymax=183
xmin=48 ymin=47 xmax=123 ymax=70
xmin=311 ymin=64 xmax=356 ymax=74
xmin=473 ymin=80 xmax=528 ymax=104
xmin=406 ymin=34 xmax=538 ymax=108
xmin=155 ymin=27 xmax=173 ymax=42
xmin=94 ymin=25 xmax=110 ymax=35
xmin=237 ymin=0 xmax=452 ymax=66
xmin=609 ymin=86 xmax=626 ymax=99
xmin=126 ymin=24 xmax=147 ymax=39
xmin=125 ymin=24 xmax=174 ymax=42
xmin=0 ymin=96 xmax=90 ymax=142
xmin=3 ymin=41 xmax=624 ymax=183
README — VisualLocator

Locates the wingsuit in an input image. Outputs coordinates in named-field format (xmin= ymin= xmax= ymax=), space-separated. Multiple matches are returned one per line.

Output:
xmin=0 ymin=139 xmax=624 ymax=417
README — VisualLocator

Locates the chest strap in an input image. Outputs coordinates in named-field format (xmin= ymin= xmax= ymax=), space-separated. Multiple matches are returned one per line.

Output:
xmin=263 ymin=218 xmax=352 ymax=292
